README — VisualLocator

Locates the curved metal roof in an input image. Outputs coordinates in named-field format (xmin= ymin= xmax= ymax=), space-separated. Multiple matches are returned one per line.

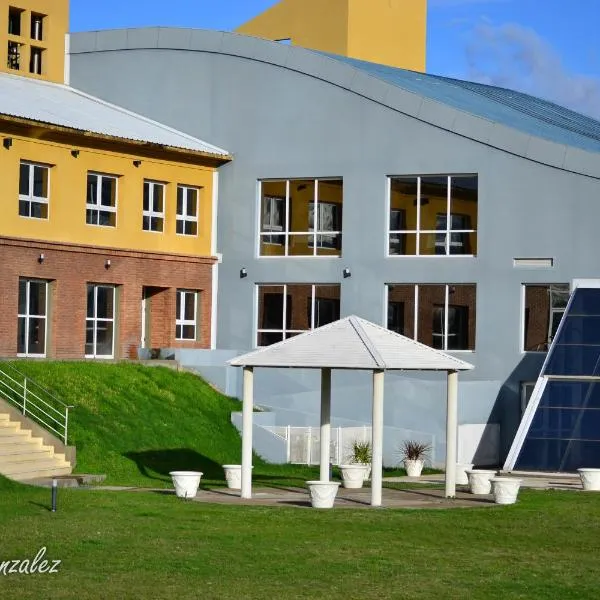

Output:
xmin=229 ymin=316 xmax=474 ymax=371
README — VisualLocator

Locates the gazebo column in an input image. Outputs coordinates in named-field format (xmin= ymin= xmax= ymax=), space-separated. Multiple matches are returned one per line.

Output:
xmin=320 ymin=368 xmax=332 ymax=482
xmin=241 ymin=366 xmax=254 ymax=499
xmin=371 ymin=369 xmax=385 ymax=507
xmin=445 ymin=370 xmax=458 ymax=498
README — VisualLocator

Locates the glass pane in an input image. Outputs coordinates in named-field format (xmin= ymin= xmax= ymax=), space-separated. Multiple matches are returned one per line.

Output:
xmin=28 ymin=317 xmax=45 ymax=354
xmin=387 ymin=285 xmax=415 ymax=338
xmin=313 ymin=285 xmax=340 ymax=328
xmin=545 ymin=345 xmax=600 ymax=376
xmin=261 ymin=182 xmax=286 ymax=235
xmin=420 ymin=176 xmax=448 ymax=233
xmin=87 ymin=174 xmax=97 ymax=204
xmin=258 ymin=331 xmax=283 ymax=346
xmin=283 ymin=284 xmax=311 ymax=331
xmin=288 ymin=234 xmax=314 ymax=256
xmin=417 ymin=285 xmax=446 ymax=347
xmin=289 ymin=180 xmax=314 ymax=234
xmin=99 ymin=210 xmax=116 ymax=227
xmin=85 ymin=320 xmax=94 ymax=355
xmin=450 ymin=176 xmax=477 ymax=254
xmin=152 ymin=217 xmax=163 ymax=232
xmin=19 ymin=200 xmax=30 ymax=217
xmin=184 ymin=221 xmax=197 ymax=236
xmin=524 ymin=285 xmax=569 ymax=351
xmin=17 ymin=317 xmax=26 ymax=354
xmin=176 ymin=219 xmax=184 ymax=235
xmin=432 ymin=305 xmax=445 ymax=350
xmin=540 ymin=381 xmax=600 ymax=409
xmin=181 ymin=325 xmax=195 ymax=340
xmin=153 ymin=185 xmax=163 ymax=213
xmin=176 ymin=324 xmax=182 ymax=339
xmin=418 ymin=232 xmax=440 ymax=256
xmin=316 ymin=234 xmax=341 ymax=256
xmin=96 ymin=287 xmax=114 ymax=319
xmin=95 ymin=321 xmax=113 ymax=356
xmin=86 ymin=209 xmax=97 ymax=225
xmin=177 ymin=186 xmax=184 ymax=215
xmin=101 ymin=177 xmax=115 ymax=207
xmin=33 ymin=166 xmax=48 ymax=198
xmin=259 ymin=286 xmax=285 ymax=330
xmin=390 ymin=178 xmax=418 ymax=248
xmin=19 ymin=163 xmax=29 ymax=196
xmin=143 ymin=182 xmax=150 ymax=212
xmin=28 ymin=281 xmax=46 ymax=316
xmin=31 ymin=202 xmax=48 ymax=219
xmin=18 ymin=279 xmax=27 ymax=315
xmin=448 ymin=285 xmax=476 ymax=350
xmin=183 ymin=292 xmax=195 ymax=321
xmin=142 ymin=215 xmax=150 ymax=231
xmin=568 ymin=287 xmax=600 ymax=315
xmin=559 ymin=315 xmax=600 ymax=345
xmin=315 ymin=179 xmax=342 ymax=231
xmin=187 ymin=189 xmax=197 ymax=216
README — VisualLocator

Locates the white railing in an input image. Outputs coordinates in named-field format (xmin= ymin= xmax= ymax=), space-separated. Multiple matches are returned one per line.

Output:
xmin=0 ymin=363 xmax=73 ymax=445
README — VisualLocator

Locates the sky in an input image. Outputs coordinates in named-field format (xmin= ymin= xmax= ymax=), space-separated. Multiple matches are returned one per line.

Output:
xmin=70 ymin=0 xmax=600 ymax=119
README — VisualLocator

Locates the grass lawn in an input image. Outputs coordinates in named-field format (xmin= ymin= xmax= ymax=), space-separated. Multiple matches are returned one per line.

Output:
xmin=2 ymin=477 xmax=600 ymax=599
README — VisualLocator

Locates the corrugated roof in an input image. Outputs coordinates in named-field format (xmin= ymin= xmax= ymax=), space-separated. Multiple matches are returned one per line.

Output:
xmin=322 ymin=53 xmax=600 ymax=155
xmin=229 ymin=316 xmax=474 ymax=371
xmin=0 ymin=72 xmax=230 ymax=157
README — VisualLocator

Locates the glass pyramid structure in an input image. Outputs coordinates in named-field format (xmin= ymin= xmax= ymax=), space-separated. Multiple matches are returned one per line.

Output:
xmin=505 ymin=285 xmax=600 ymax=472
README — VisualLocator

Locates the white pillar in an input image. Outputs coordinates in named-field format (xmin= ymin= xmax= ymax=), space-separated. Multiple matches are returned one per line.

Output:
xmin=320 ymin=368 xmax=332 ymax=482
xmin=241 ymin=366 xmax=254 ymax=499
xmin=445 ymin=370 xmax=458 ymax=498
xmin=371 ymin=369 xmax=385 ymax=507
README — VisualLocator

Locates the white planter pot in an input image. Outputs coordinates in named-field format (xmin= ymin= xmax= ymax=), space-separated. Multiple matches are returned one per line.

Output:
xmin=222 ymin=465 xmax=254 ymax=490
xmin=340 ymin=464 xmax=367 ymax=489
xmin=490 ymin=477 xmax=522 ymax=505
xmin=306 ymin=481 xmax=341 ymax=509
xmin=169 ymin=471 xmax=203 ymax=499
xmin=466 ymin=469 xmax=497 ymax=495
xmin=362 ymin=464 xmax=371 ymax=481
xmin=577 ymin=468 xmax=600 ymax=491
xmin=404 ymin=459 xmax=424 ymax=477
xmin=456 ymin=463 xmax=474 ymax=486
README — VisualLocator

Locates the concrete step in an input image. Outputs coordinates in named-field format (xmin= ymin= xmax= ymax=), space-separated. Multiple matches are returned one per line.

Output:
xmin=0 ymin=431 xmax=34 ymax=444
xmin=0 ymin=413 xmax=10 ymax=422
xmin=0 ymin=443 xmax=53 ymax=457
xmin=1 ymin=457 xmax=69 ymax=476
xmin=11 ymin=465 xmax=73 ymax=482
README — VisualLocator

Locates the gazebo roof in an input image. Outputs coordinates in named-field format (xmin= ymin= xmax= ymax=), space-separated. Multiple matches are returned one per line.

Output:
xmin=229 ymin=316 xmax=474 ymax=371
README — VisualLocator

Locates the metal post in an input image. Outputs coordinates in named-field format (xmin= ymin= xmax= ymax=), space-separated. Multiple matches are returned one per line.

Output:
xmin=64 ymin=408 xmax=69 ymax=445
xmin=241 ymin=367 xmax=254 ymax=499
xmin=445 ymin=370 xmax=459 ymax=498
xmin=51 ymin=479 xmax=57 ymax=512
xmin=320 ymin=368 xmax=332 ymax=482
xmin=23 ymin=378 xmax=27 ymax=417
xmin=286 ymin=425 xmax=291 ymax=463
xmin=371 ymin=369 xmax=385 ymax=507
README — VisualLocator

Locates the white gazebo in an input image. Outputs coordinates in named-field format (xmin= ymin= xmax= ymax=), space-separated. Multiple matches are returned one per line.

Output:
xmin=228 ymin=316 xmax=474 ymax=506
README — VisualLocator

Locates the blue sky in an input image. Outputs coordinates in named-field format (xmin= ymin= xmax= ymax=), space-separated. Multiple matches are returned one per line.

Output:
xmin=70 ymin=0 xmax=600 ymax=118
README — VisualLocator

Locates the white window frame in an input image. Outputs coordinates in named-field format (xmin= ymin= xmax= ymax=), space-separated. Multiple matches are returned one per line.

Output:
xmin=255 ymin=284 xmax=341 ymax=347
xmin=258 ymin=178 xmax=343 ymax=257
xmin=19 ymin=161 xmax=50 ymax=220
xmin=387 ymin=174 xmax=477 ymax=257
xmin=176 ymin=289 xmax=198 ymax=341
xmin=385 ymin=283 xmax=475 ymax=352
xmin=85 ymin=285 xmax=116 ymax=359
xmin=142 ymin=180 xmax=165 ymax=233
xmin=17 ymin=278 xmax=48 ymax=358
xmin=176 ymin=185 xmax=199 ymax=237
xmin=86 ymin=172 xmax=118 ymax=228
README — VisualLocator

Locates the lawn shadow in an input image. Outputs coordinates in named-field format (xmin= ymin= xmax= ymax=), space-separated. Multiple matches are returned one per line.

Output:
xmin=28 ymin=501 xmax=52 ymax=512
xmin=124 ymin=449 xmax=225 ymax=481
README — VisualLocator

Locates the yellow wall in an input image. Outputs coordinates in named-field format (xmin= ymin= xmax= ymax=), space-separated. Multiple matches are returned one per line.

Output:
xmin=236 ymin=0 xmax=426 ymax=72
xmin=0 ymin=0 xmax=68 ymax=83
xmin=0 ymin=130 xmax=216 ymax=257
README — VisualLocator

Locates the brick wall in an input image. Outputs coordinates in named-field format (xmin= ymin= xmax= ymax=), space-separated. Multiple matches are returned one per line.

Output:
xmin=0 ymin=237 xmax=215 ymax=358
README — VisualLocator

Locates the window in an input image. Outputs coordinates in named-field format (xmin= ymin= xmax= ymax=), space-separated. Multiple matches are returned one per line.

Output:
xmin=86 ymin=173 xmax=117 ymax=227
xmin=86 ymin=285 xmax=115 ymax=358
xmin=8 ymin=7 xmax=22 ymax=36
xmin=388 ymin=175 xmax=478 ymax=256
xmin=30 ymin=13 xmax=44 ymax=41
xmin=7 ymin=41 xmax=21 ymax=70
xmin=17 ymin=279 xmax=47 ymax=356
xmin=143 ymin=181 xmax=165 ymax=232
xmin=257 ymin=284 xmax=341 ymax=346
xmin=523 ymin=284 xmax=570 ymax=352
xmin=259 ymin=179 xmax=343 ymax=256
xmin=386 ymin=284 xmax=476 ymax=350
xmin=19 ymin=162 xmax=49 ymax=219
xmin=176 ymin=185 xmax=199 ymax=236
xmin=176 ymin=290 xmax=198 ymax=340
xmin=29 ymin=46 xmax=42 ymax=74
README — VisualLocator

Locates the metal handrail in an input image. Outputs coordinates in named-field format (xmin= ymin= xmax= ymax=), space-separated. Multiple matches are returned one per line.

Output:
xmin=0 ymin=363 xmax=73 ymax=445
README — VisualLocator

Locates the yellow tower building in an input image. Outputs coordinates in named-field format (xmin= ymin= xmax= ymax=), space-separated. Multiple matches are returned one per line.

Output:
xmin=236 ymin=0 xmax=427 ymax=72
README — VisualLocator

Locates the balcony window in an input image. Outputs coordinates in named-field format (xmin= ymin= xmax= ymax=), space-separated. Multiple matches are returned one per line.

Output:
xmin=7 ymin=41 xmax=21 ymax=70
xmin=8 ymin=7 xmax=22 ymax=36
xmin=31 ymin=13 xmax=44 ymax=41
xmin=29 ymin=46 xmax=42 ymax=75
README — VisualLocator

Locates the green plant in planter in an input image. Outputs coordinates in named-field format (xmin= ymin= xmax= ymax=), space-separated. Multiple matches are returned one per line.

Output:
xmin=350 ymin=440 xmax=372 ymax=464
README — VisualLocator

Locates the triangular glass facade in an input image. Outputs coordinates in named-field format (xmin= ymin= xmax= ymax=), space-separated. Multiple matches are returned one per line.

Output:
xmin=511 ymin=287 xmax=600 ymax=472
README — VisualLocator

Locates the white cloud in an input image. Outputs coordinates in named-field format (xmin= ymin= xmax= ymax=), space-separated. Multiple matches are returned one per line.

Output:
xmin=464 ymin=22 xmax=600 ymax=119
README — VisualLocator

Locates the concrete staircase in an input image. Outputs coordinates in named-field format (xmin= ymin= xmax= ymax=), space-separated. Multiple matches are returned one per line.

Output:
xmin=0 ymin=412 xmax=72 ymax=481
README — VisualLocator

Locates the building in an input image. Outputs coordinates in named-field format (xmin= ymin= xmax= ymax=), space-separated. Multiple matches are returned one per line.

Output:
xmin=0 ymin=0 xmax=231 ymax=360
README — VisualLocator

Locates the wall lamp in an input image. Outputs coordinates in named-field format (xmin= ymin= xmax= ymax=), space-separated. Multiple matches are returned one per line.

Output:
xmin=105 ymin=259 xmax=111 ymax=269
xmin=71 ymin=149 xmax=80 ymax=158
xmin=3 ymin=138 xmax=12 ymax=150
xmin=38 ymin=253 xmax=45 ymax=264
xmin=133 ymin=160 xmax=142 ymax=168
xmin=343 ymin=267 xmax=351 ymax=279
xmin=240 ymin=267 xmax=248 ymax=279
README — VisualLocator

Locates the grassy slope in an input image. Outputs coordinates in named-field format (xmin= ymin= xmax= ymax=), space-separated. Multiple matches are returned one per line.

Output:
xmin=1 ymin=478 xmax=600 ymax=599
xmin=1 ymin=361 xmax=319 ymax=487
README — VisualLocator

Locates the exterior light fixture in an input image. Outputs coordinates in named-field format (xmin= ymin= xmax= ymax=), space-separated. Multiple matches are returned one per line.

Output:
xmin=343 ymin=267 xmax=351 ymax=278
xmin=240 ymin=267 xmax=248 ymax=279
xmin=133 ymin=160 xmax=142 ymax=168
xmin=3 ymin=138 xmax=12 ymax=149
xmin=38 ymin=253 xmax=45 ymax=264
xmin=105 ymin=259 xmax=111 ymax=269
xmin=71 ymin=149 xmax=80 ymax=158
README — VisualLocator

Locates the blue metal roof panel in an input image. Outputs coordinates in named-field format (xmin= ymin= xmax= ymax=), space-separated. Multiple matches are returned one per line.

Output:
xmin=322 ymin=53 xmax=600 ymax=155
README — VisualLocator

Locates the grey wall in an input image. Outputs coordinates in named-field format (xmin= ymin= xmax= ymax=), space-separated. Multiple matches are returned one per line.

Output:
xmin=69 ymin=28 xmax=600 ymax=463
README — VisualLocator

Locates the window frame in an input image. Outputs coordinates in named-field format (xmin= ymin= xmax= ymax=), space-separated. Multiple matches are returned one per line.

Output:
xmin=387 ymin=174 xmax=477 ymax=257
xmin=176 ymin=289 xmax=198 ymax=341
xmin=17 ymin=278 xmax=48 ymax=358
xmin=142 ymin=180 xmax=165 ymax=233
xmin=86 ymin=172 xmax=118 ymax=228
xmin=176 ymin=185 xmax=199 ymax=237
xmin=19 ymin=161 xmax=50 ymax=220
xmin=85 ymin=284 xmax=116 ymax=359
